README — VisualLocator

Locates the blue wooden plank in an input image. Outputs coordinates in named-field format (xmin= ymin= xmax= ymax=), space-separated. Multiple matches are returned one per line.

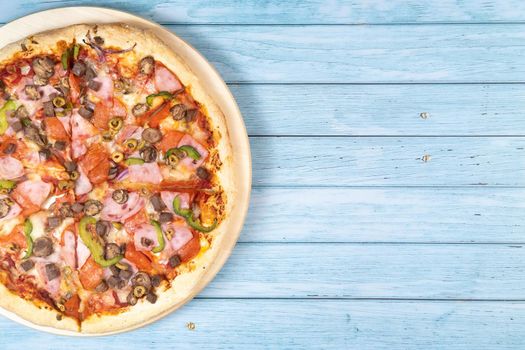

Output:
xmin=165 ymin=24 xmax=525 ymax=83
xmin=3 ymin=1 xmax=525 ymax=24
xmin=1 ymin=300 xmax=525 ymax=349
xmin=202 ymin=243 xmax=525 ymax=299
xmin=250 ymin=136 xmax=525 ymax=186
xmin=241 ymin=187 xmax=525 ymax=243
xmin=234 ymin=84 xmax=525 ymax=136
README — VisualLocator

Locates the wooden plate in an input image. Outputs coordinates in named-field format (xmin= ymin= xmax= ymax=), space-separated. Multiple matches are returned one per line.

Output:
xmin=0 ymin=6 xmax=252 ymax=336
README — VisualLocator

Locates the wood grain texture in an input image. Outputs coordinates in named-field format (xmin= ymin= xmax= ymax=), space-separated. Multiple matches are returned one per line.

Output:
xmin=4 ymin=1 xmax=525 ymax=24
xmin=203 ymin=243 xmax=525 ymax=299
xmin=242 ymin=187 xmax=525 ymax=243
xmin=166 ymin=24 xmax=525 ymax=83
xmin=235 ymin=84 xmax=525 ymax=136
xmin=250 ymin=137 xmax=525 ymax=186
xmin=2 ymin=300 xmax=525 ymax=350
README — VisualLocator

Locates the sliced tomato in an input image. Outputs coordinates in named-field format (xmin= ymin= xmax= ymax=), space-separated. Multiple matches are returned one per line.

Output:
xmin=79 ymin=256 xmax=104 ymax=290
xmin=157 ymin=130 xmax=185 ymax=153
xmin=43 ymin=117 xmax=69 ymax=141
xmin=89 ymin=160 xmax=110 ymax=185
xmin=0 ymin=225 xmax=26 ymax=249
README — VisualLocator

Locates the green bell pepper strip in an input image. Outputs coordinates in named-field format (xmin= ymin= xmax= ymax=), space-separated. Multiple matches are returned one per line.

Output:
xmin=187 ymin=216 xmax=218 ymax=233
xmin=0 ymin=100 xmax=17 ymax=135
xmin=73 ymin=44 xmax=80 ymax=60
xmin=79 ymin=216 xmax=123 ymax=267
xmin=22 ymin=219 xmax=33 ymax=259
xmin=150 ymin=220 xmax=166 ymax=253
xmin=172 ymin=196 xmax=217 ymax=233
xmin=166 ymin=145 xmax=201 ymax=161
xmin=61 ymin=52 xmax=68 ymax=70
xmin=0 ymin=180 xmax=16 ymax=191
xmin=125 ymin=157 xmax=145 ymax=166
xmin=146 ymin=91 xmax=173 ymax=106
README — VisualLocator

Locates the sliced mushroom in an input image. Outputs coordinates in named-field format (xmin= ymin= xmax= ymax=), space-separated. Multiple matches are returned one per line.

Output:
xmin=127 ymin=292 xmax=138 ymax=306
xmin=119 ymin=269 xmax=133 ymax=280
xmin=24 ymin=85 xmax=40 ymax=100
xmin=45 ymin=263 xmax=60 ymax=281
xmin=0 ymin=199 xmax=12 ymax=219
xmin=104 ymin=243 xmax=121 ymax=260
xmin=142 ymin=128 xmax=162 ymax=143
xmin=59 ymin=203 xmax=74 ymax=218
xmin=32 ymin=57 xmax=55 ymax=79
xmin=131 ymin=271 xmax=151 ymax=289
xmin=132 ymin=103 xmax=148 ymax=116
xmin=114 ymin=77 xmax=133 ymax=94
xmin=33 ymin=237 xmax=54 ymax=257
xmin=139 ymin=56 xmax=154 ymax=75
xmin=112 ymin=189 xmax=128 ymax=204
xmin=14 ymin=106 xmax=29 ymax=119
xmin=96 ymin=220 xmax=111 ymax=237
xmin=83 ymin=200 xmax=103 ymax=216
xmin=24 ymin=124 xmax=47 ymax=147
xmin=140 ymin=146 xmax=157 ymax=163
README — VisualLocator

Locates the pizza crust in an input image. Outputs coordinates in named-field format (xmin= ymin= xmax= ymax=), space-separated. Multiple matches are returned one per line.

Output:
xmin=0 ymin=23 xmax=246 ymax=334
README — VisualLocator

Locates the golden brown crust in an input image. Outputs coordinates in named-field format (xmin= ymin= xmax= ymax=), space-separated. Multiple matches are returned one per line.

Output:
xmin=0 ymin=23 xmax=239 ymax=334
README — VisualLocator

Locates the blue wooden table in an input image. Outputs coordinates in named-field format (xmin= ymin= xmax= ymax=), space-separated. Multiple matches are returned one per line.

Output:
xmin=1 ymin=0 xmax=525 ymax=348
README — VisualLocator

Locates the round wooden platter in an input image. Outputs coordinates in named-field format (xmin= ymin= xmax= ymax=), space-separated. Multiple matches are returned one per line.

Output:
xmin=0 ymin=7 xmax=251 ymax=336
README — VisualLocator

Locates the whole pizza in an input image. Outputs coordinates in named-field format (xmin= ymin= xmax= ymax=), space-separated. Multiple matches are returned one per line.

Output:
xmin=0 ymin=23 xmax=234 ymax=333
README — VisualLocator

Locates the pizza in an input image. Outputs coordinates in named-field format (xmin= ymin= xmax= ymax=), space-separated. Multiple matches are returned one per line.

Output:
xmin=0 ymin=23 xmax=234 ymax=333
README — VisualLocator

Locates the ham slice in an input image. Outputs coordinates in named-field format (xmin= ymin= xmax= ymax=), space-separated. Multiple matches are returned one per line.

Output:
xmin=116 ymin=125 xmax=142 ymax=143
xmin=133 ymin=223 xmax=160 ymax=252
xmin=92 ymin=76 xmax=114 ymax=101
xmin=36 ymin=262 xmax=61 ymax=297
xmin=178 ymin=135 xmax=208 ymax=169
xmin=161 ymin=191 xmax=190 ymax=216
xmin=14 ymin=179 xmax=52 ymax=207
xmin=168 ymin=224 xmax=193 ymax=250
xmin=76 ymin=237 xmax=91 ymax=269
xmin=15 ymin=80 xmax=60 ymax=116
xmin=61 ymin=230 xmax=77 ymax=268
xmin=71 ymin=110 xmax=98 ymax=141
xmin=128 ymin=162 xmax=163 ymax=184
xmin=154 ymin=63 xmax=182 ymax=93
xmin=75 ymin=166 xmax=93 ymax=196
xmin=0 ymin=156 xmax=24 ymax=179
xmin=100 ymin=191 xmax=145 ymax=222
